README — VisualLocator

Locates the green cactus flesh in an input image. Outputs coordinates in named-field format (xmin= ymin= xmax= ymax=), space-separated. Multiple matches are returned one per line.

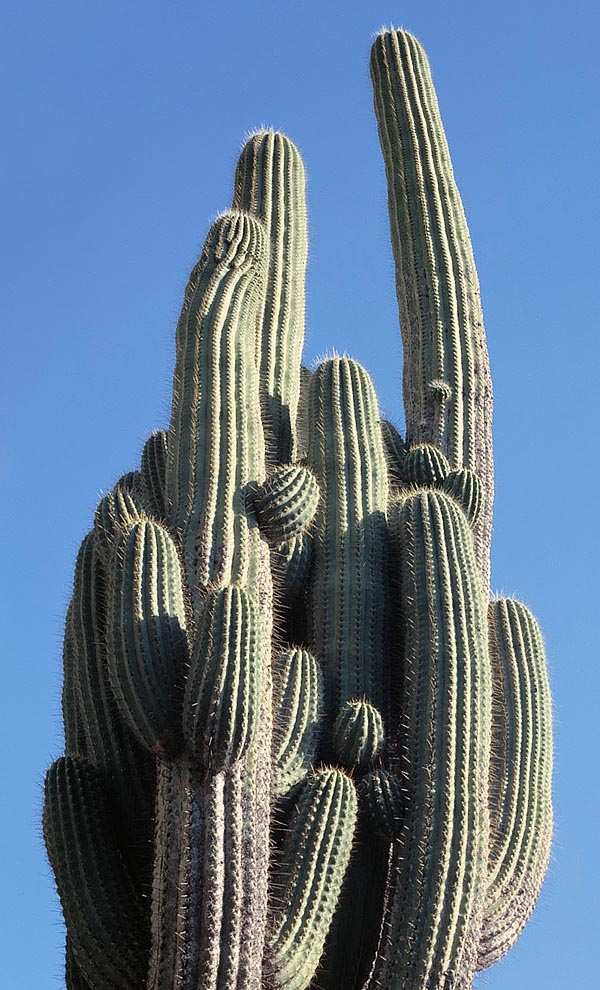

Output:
xmin=45 ymin=27 xmax=552 ymax=990
xmin=233 ymin=130 xmax=308 ymax=465
xmin=308 ymin=356 xmax=389 ymax=714
xmin=43 ymin=756 xmax=149 ymax=990
xmin=268 ymin=768 xmax=358 ymax=990
xmin=368 ymin=489 xmax=492 ymax=990
xmin=272 ymin=647 xmax=323 ymax=797
xmin=478 ymin=599 xmax=553 ymax=970
xmin=253 ymin=463 xmax=319 ymax=544
xmin=370 ymin=28 xmax=494 ymax=591
xmin=107 ymin=518 xmax=188 ymax=758
xmin=182 ymin=585 xmax=262 ymax=773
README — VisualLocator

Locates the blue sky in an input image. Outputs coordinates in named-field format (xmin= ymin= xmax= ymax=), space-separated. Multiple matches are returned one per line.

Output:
xmin=2 ymin=1 xmax=599 ymax=987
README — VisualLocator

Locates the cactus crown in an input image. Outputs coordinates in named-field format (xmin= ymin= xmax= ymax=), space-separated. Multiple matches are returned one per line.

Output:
xmin=44 ymin=28 xmax=552 ymax=990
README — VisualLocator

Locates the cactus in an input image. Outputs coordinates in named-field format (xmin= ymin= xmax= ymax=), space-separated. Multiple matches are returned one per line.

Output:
xmin=44 ymin=27 xmax=552 ymax=990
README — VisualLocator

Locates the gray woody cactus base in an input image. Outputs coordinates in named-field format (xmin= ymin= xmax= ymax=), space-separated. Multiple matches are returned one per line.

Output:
xmin=43 ymin=28 xmax=553 ymax=990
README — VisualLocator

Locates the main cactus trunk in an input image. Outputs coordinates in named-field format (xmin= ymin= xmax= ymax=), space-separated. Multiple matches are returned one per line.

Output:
xmin=44 ymin=29 xmax=552 ymax=990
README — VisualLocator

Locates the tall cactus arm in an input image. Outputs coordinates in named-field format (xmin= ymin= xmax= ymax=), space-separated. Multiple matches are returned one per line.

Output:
xmin=233 ymin=130 xmax=308 ymax=464
xmin=268 ymin=768 xmax=358 ymax=990
xmin=165 ymin=211 xmax=268 ymax=595
xmin=43 ymin=756 xmax=149 ymax=990
xmin=69 ymin=531 xmax=154 ymax=860
xmin=478 ymin=598 xmax=553 ymax=970
xmin=307 ymin=356 xmax=389 ymax=714
xmin=151 ymin=211 xmax=273 ymax=990
xmin=366 ymin=490 xmax=492 ymax=990
xmin=370 ymin=29 xmax=494 ymax=591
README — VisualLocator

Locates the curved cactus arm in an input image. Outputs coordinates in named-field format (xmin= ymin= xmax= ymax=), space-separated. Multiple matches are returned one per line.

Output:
xmin=477 ymin=599 xmax=553 ymax=970
xmin=69 ymin=531 xmax=154 ymax=853
xmin=268 ymin=768 xmax=358 ymax=990
xmin=307 ymin=356 xmax=389 ymax=713
xmin=365 ymin=490 xmax=491 ymax=990
xmin=107 ymin=518 xmax=188 ymax=758
xmin=233 ymin=130 xmax=308 ymax=464
xmin=43 ymin=756 xmax=149 ymax=990
xmin=94 ymin=484 xmax=146 ymax=566
xmin=370 ymin=28 xmax=493 ymax=591
xmin=272 ymin=647 xmax=323 ymax=798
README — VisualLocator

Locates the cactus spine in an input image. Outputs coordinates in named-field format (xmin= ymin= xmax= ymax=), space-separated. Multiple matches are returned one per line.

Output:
xmin=44 ymin=28 xmax=552 ymax=990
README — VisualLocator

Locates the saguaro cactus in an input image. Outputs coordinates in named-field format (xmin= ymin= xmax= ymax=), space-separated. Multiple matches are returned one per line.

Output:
xmin=44 ymin=27 xmax=552 ymax=990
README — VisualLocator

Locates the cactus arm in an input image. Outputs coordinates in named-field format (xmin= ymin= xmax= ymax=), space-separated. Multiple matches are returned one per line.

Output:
xmin=268 ymin=769 xmax=358 ymax=990
xmin=43 ymin=756 xmax=148 ymax=990
xmin=107 ymin=519 xmax=188 ymax=757
xmin=478 ymin=599 xmax=553 ymax=969
xmin=69 ymin=531 xmax=154 ymax=862
xmin=151 ymin=211 xmax=273 ymax=990
xmin=366 ymin=490 xmax=491 ymax=990
xmin=307 ymin=356 xmax=389 ymax=713
xmin=62 ymin=601 xmax=88 ymax=757
xmin=271 ymin=647 xmax=323 ymax=798
xmin=141 ymin=430 xmax=168 ymax=519
xmin=165 ymin=211 xmax=268 ymax=595
xmin=233 ymin=131 xmax=308 ymax=464
xmin=370 ymin=28 xmax=493 ymax=590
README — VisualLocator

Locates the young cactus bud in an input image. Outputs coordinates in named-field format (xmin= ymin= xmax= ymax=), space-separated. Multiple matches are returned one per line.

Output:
xmin=404 ymin=443 xmax=450 ymax=487
xmin=442 ymin=467 xmax=483 ymax=526
xmin=182 ymin=585 xmax=262 ymax=773
xmin=359 ymin=768 xmax=405 ymax=841
xmin=253 ymin=463 xmax=319 ymax=544
xmin=332 ymin=699 xmax=385 ymax=769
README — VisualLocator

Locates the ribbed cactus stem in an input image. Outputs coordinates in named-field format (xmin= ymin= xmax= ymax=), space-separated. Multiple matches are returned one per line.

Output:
xmin=308 ymin=357 xmax=389 ymax=712
xmin=107 ymin=519 xmax=188 ymax=757
xmin=269 ymin=768 xmax=358 ymax=990
xmin=182 ymin=586 xmax=262 ymax=773
xmin=233 ymin=130 xmax=308 ymax=464
xmin=478 ymin=599 xmax=553 ymax=969
xmin=69 ymin=531 xmax=153 ymax=852
xmin=141 ymin=430 xmax=168 ymax=519
xmin=153 ymin=212 xmax=274 ymax=990
xmin=367 ymin=489 xmax=491 ymax=990
xmin=43 ymin=756 xmax=148 ymax=990
xmin=271 ymin=647 xmax=323 ymax=797
xmin=165 ymin=211 xmax=268 ymax=595
xmin=370 ymin=29 xmax=494 ymax=590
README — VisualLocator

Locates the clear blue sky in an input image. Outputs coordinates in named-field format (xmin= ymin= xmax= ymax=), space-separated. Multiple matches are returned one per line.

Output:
xmin=2 ymin=2 xmax=598 ymax=987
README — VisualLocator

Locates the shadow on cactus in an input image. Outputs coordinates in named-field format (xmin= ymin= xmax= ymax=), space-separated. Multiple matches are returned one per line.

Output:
xmin=43 ymin=27 xmax=552 ymax=990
